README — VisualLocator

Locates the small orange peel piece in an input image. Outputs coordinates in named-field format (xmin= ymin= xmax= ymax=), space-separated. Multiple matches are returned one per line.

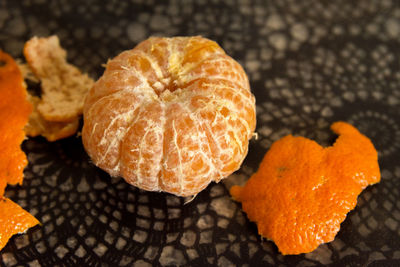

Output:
xmin=0 ymin=197 xmax=39 ymax=250
xmin=230 ymin=122 xmax=380 ymax=255
xmin=0 ymin=50 xmax=39 ymax=250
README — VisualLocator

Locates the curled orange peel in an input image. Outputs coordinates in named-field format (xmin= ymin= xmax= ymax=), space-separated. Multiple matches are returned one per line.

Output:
xmin=0 ymin=50 xmax=39 ymax=250
xmin=230 ymin=122 xmax=380 ymax=255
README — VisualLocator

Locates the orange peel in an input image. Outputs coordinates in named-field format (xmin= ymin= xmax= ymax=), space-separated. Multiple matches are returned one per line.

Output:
xmin=0 ymin=50 xmax=39 ymax=250
xmin=230 ymin=122 xmax=380 ymax=255
xmin=0 ymin=51 xmax=32 ymax=194
xmin=0 ymin=197 xmax=39 ymax=250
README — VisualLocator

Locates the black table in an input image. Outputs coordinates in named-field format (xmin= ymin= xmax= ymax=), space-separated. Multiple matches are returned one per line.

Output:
xmin=1 ymin=1 xmax=399 ymax=266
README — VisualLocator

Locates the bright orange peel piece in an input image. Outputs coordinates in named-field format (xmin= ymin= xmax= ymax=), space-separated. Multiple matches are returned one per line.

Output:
xmin=0 ymin=50 xmax=32 ymax=194
xmin=0 ymin=197 xmax=39 ymax=250
xmin=0 ymin=50 xmax=39 ymax=250
xmin=230 ymin=122 xmax=380 ymax=255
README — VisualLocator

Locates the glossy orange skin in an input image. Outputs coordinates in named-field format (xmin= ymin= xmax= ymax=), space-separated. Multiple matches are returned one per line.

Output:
xmin=0 ymin=51 xmax=32 ymax=194
xmin=0 ymin=51 xmax=38 ymax=250
xmin=0 ymin=197 xmax=39 ymax=250
xmin=230 ymin=122 xmax=380 ymax=255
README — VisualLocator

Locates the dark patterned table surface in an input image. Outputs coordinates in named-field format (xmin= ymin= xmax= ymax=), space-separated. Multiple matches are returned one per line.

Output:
xmin=1 ymin=0 xmax=400 ymax=266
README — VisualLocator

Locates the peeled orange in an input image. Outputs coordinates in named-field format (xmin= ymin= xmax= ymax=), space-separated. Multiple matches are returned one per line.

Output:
xmin=82 ymin=36 xmax=256 ymax=196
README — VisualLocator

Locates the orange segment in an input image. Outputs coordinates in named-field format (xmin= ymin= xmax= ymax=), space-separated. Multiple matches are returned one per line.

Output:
xmin=0 ymin=50 xmax=32 ymax=195
xmin=230 ymin=122 xmax=380 ymax=255
xmin=0 ymin=197 xmax=39 ymax=250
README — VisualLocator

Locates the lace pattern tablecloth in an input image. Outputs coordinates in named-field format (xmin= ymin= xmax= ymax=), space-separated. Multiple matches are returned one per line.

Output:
xmin=1 ymin=1 xmax=400 ymax=266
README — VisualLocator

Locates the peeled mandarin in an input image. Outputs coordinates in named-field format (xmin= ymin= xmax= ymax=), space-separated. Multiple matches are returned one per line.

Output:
xmin=82 ymin=36 xmax=256 ymax=196
xmin=230 ymin=122 xmax=380 ymax=255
